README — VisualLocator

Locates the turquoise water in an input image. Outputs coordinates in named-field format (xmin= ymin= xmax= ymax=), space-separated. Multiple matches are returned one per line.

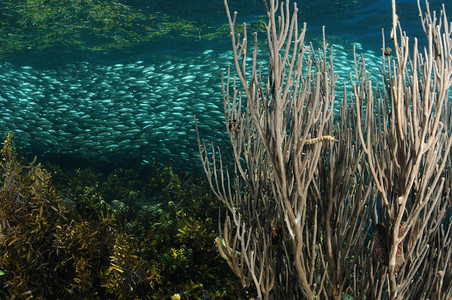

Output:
xmin=0 ymin=0 xmax=449 ymax=172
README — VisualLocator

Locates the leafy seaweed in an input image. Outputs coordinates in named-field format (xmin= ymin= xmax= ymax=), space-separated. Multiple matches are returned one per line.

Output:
xmin=0 ymin=134 xmax=237 ymax=299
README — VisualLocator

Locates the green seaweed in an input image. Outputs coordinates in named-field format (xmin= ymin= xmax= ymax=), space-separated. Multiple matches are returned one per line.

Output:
xmin=0 ymin=0 xmax=270 ymax=59
xmin=0 ymin=133 xmax=163 ymax=299
xmin=0 ymin=134 xmax=238 ymax=299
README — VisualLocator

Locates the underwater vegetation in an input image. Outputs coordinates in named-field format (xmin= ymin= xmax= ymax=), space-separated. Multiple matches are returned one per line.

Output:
xmin=0 ymin=0 xmax=194 ymax=57
xmin=0 ymin=133 xmax=238 ymax=299
xmin=0 ymin=0 xmax=268 ymax=59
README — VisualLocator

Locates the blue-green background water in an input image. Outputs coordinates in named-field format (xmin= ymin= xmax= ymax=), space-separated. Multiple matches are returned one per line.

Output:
xmin=0 ymin=0 xmax=450 ymax=172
